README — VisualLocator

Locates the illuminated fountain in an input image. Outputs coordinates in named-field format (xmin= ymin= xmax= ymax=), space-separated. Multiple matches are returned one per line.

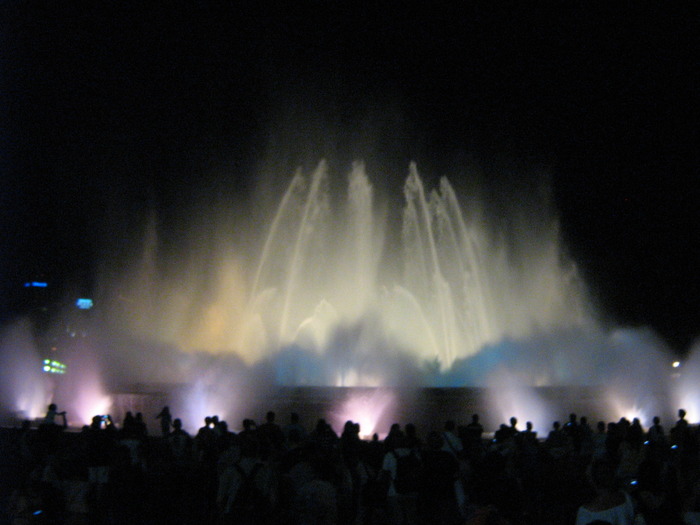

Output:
xmin=0 ymin=162 xmax=686 ymax=434
xmin=246 ymin=161 xmax=589 ymax=384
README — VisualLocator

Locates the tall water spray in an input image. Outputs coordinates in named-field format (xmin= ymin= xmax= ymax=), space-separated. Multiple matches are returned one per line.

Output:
xmin=245 ymin=162 xmax=589 ymax=384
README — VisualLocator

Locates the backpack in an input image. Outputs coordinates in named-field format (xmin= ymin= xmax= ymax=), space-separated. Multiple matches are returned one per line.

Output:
xmin=227 ymin=462 xmax=266 ymax=522
xmin=392 ymin=450 xmax=422 ymax=494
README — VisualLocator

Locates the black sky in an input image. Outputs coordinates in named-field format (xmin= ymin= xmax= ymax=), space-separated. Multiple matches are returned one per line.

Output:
xmin=1 ymin=3 xmax=698 ymax=351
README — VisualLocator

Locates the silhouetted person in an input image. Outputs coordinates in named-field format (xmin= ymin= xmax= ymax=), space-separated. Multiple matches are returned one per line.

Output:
xmin=473 ymin=449 xmax=523 ymax=522
xmin=564 ymin=412 xmax=582 ymax=452
xmin=676 ymin=409 xmax=689 ymax=429
xmin=508 ymin=416 xmax=520 ymax=439
xmin=382 ymin=434 xmax=421 ymax=525
xmin=494 ymin=424 xmax=510 ymax=444
xmin=310 ymin=419 xmax=338 ymax=451
xmin=671 ymin=409 xmax=690 ymax=449
xmin=617 ymin=424 xmax=645 ymax=485
xmin=85 ymin=415 xmax=115 ymax=509
xmin=134 ymin=412 xmax=147 ymax=439
xmin=518 ymin=420 xmax=538 ymax=451
xmin=606 ymin=422 xmax=623 ymax=461
xmin=404 ymin=423 xmax=422 ymax=450
xmin=545 ymin=421 xmax=568 ymax=459
xmin=442 ymin=420 xmax=463 ymax=458
xmin=464 ymin=413 xmax=484 ymax=441
xmin=258 ymin=410 xmax=285 ymax=458
xmin=579 ymin=416 xmax=594 ymax=456
xmin=575 ymin=459 xmax=635 ymax=524
xmin=628 ymin=417 xmax=644 ymax=448
xmin=648 ymin=416 xmax=665 ymax=444
xmin=420 ymin=431 xmax=461 ymax=525
xmin=217 ymin=437 xmax=273 ymax=524
xmin=168 ymin=418 xmax=193 ymax=466
xmin=39 ymin=403 xmax=66 ymax=452
xmin=155 ymin=405 xmax=172 ymax=437
xmin=42 ymin=403 xmax=67 ymax=428
xmin=647 ymin=416 xmax=667 ymax=461
xmin=121 ymin=411 xmax=137 ymax=439
xmin=340 ymin=419 xmax=362 ymax=465
xmin=216 ymin=420 xmax=237 ymax=452
xmin=463 ymin=413 xmax=484 ymax=460
xmin=384 ymin=423 xmax=404 ymax=452
xmin=238 ymin=418 xmax=258 ymax=449
xmin=284 ymin=412 xmax=307 ymax=446
xmin=591 ymin=421 xmax=608 ymax=460
xmin=195 ymin=417 xmax=219 ymax=464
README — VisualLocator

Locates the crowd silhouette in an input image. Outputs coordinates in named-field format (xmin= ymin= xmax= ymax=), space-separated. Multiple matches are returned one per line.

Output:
xmin=2 ymin=405 xmax=700 ymax=524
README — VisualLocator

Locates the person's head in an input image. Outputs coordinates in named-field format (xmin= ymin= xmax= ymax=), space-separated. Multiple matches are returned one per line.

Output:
xmin=679 ymin=409 xmax=687 ymax=420
xmin=48 ymin=403 xmax=57 ymax=411
xmin=552 ymin=421 xmax=560 ymax=430
xmin=597 ymin=421 xmax=606 ymax=432
xmin=653 ymin=416 xmax=660 ymax=425
xmin=266 ymin=411 xmax=275 ymax=423
xmin=510 ymin=417 xmax=518 ymax=428
xmin=471 ymin=414 xmax=480 ymax=424
xmin=526 ymin=421 xmax=533 ymax=431
xmin=173 ymin=418 xmax=182 ymax=430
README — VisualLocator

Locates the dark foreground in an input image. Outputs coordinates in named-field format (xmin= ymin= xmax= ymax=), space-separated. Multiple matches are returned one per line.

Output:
xmin=1 ymin=410 xmax=699 ymax=525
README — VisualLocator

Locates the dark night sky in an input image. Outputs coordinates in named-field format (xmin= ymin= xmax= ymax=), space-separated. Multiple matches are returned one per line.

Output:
xmin=1 ymin=4 xmax=698 ymax=351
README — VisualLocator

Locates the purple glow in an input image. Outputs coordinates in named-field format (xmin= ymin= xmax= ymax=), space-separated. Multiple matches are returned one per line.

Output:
xmin=331 ymin=389 xmax=397 ymax=439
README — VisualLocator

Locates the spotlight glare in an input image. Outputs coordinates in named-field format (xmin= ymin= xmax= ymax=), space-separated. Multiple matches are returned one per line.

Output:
xmin=333 ymin=389 xmax=396 ymax=439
